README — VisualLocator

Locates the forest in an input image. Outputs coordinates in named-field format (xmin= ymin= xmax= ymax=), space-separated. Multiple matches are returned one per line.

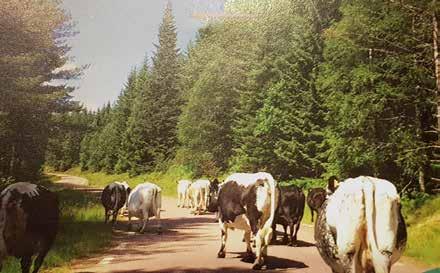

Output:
xmin=2 ymin=0 xmax=440 ymax=195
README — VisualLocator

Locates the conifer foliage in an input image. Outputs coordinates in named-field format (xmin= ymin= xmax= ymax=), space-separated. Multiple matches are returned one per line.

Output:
xmin=45 ymin=0 xmax=439 ymax=192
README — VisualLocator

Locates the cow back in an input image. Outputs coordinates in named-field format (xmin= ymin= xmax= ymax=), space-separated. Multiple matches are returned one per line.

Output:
xmin=101 ymin=183 xmax=127 ymax=211
xmin=276 ymin=185 xmax=305 ymax=225
xmin=0 ymin=183 xmax=59 ymax=258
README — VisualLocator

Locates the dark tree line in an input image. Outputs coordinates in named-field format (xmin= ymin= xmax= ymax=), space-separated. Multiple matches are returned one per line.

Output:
xmin=45 ymin=0 xmax=439 ymax=192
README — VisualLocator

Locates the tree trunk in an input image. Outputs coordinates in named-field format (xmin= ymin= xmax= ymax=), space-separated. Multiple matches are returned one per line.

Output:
xmin=419 ymin=167 xmax=426 ymax=193
xmin=434 ymin=3 xmax=440 ymax=141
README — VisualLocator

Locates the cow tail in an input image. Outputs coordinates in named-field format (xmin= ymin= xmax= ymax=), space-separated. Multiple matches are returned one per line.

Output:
xmin=113 ymin=187 xmax=120 ymax=212
xmin=155 ymin=187 xmax=162 ymax=214
xmin=264 ymin=175 xmax=277 ymax=229
xmin=363 ymin=177 xmax=382 ymax=271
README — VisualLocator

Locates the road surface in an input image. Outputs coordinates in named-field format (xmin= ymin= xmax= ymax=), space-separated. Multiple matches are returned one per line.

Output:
xmin=55 ymin=174 xmax=428 ymax=273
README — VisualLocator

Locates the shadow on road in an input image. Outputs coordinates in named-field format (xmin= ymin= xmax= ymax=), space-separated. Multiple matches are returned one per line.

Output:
xmin=107 ymin=260 xmax=308 ymax=273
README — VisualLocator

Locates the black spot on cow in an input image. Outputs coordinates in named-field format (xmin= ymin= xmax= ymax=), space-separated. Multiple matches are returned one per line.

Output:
xmin=218 ymin=181 xmax=246 ymax=223
xmin=307 ymin=187 xmax=326 ymax=222
xmin=0 ymin=183 xmax=59 ymax=273
xmin=272 ymin=185 xmax=305 ymax=246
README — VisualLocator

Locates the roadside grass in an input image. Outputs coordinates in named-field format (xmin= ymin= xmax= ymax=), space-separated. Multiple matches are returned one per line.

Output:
xmin=65 ymin=165 xmax=192 ymax=197
xmin=1 ymin=175 xmax=113 ymax=273
xmin=402 ymin=196 xmax=440 ymax=266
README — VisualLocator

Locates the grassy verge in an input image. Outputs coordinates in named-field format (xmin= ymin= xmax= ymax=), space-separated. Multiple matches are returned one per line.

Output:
xmin=402 ymin=196 xmax=440 ymax=267
xmin=2 ymin=175 xmax=113 ymax=273
xmin=65 ymin=165 xmax=192 ymax=197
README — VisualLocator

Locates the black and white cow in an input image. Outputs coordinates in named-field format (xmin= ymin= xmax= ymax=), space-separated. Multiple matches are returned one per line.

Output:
xmin=217 ymin=172 xmax=279 ymax=270
xmin=306 ymin=187 xmax=326 ymax=222
xmin=127 ymin=182 xmax=162 ymax=234
xmin=0 ymin=182 xmax=59 ymax=273
xmin=272 ymin=185 xmax=305 ymax=246
xmin=315 ymin=176 xmax=407 ymax=273
xmin=101 ymin=181 xmax=131 ymax=225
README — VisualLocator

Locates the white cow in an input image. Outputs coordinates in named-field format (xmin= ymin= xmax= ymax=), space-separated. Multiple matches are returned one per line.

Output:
xmin=127 ymin=182 xmax=162 ymax=234
xmin=188 ymin=179 xmax=210 ymax=214
xmin=177 ymin=179 xmax=192 ymax=208
xmin=217 ymin=172 xmax=279 ymax=270
xmin=315 ymin=176 xmax=407 ymax=273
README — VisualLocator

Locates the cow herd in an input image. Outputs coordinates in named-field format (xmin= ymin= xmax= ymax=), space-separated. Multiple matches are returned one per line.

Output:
xmin=0 ymin=173 xmax=407 ymax=273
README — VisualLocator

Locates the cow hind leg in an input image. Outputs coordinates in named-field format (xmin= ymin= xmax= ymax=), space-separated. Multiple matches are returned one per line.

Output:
xmin=20 ymin=256 xmax=32 ymax=273
xmin=291 ymin=221 xmax=301 ymax=246
xmin=286 ymin=223 xmax=295 ymax=246
xmin=241 ymin=231 xmax=256 ymax=263
xmin=139 ymin=215 xmax=148 ymax=233
xmin=32 ymin=248 xmax=50 ymax=273
xmin=310 ymin=208 xmax=314 ymax=222
xmin=104 ymin=209 xmax=110 ymax=224
xmin=112 ymin=210 xmax=119 ymax=225
xmin=253 ymin=228 xmax=272 ymax=270
xmin=127 ymin=213 xmax=132 ymax=231
xmin=282 ymin=224 xmax=288 ymax=244
xmin=217 ymin=224 xmax=228 ymax=258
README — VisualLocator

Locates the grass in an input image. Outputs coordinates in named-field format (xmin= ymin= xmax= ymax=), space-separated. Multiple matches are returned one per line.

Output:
xmin=402 ymin=196 xmax=440 ymax=266
xmin=1 ymin=175 xmax=113 ymax=273
xmin=65 ymin=165 xmax=193 ymax=197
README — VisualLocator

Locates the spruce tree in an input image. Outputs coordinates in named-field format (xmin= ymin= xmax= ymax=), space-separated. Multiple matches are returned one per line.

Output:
xmin=147 ymin=2 xmax=182 ymax=166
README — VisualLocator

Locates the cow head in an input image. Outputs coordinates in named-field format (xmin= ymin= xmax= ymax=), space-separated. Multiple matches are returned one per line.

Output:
xmin=207 ymin=178 xmax=219 ymax=212
xmin=327 ymin=176 xmax=340 ymax=194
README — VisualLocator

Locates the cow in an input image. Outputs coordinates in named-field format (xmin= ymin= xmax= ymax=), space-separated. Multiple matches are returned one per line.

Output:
xmin=306 ymin=187 xmax=326 ymax=222
xmin=127 ymin=182 xmax=162 ymax=234
xmin=272 ymin=185 xmax=305 ymax=246
xmin=176 ymin=179 xmax=192 ymax=208
xmin=216 ymin=172 xmax=279 ymax=270
xmin=101 ymin=181 xmax=131 ymax=224
xmin=206 ymin=178 xmax=220 ymax=213
xmin=314 ymin=176 xmax=407 ymax=273
xmin=0 ymin=182 xmax=59 ymax=273
xmin=188 ymin=179 xmax=210 ymax=214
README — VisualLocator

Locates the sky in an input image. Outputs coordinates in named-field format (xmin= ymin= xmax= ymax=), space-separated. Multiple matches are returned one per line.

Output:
xmin=63 ymin=0 xmax=225 ymax=110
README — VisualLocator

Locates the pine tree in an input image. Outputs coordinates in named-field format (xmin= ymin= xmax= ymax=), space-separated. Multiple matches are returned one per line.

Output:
xmin=146 ymin=2 xmax=182 ymax=166
xmin=118 ymin=61 xmax=154 ymax=175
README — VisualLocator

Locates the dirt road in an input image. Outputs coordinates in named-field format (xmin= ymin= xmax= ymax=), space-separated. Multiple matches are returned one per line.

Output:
xmin=56 ymin=174 xmax=427 ymax=273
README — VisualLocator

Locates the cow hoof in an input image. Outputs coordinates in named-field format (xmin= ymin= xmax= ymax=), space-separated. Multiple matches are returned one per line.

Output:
xmin=241 ymin=253 xmax=256 ymax=263
xmin=217 ymin=251 xmax=226 ymax=258
xmin=252 ymin=263 xmax=263 ymax=270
